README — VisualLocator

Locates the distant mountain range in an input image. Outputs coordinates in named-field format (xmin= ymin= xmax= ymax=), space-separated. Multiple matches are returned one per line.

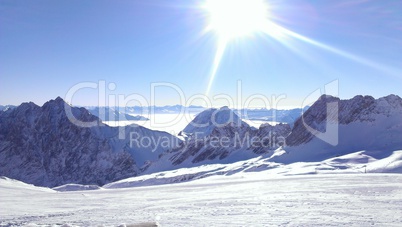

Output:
xmin=86 ymin=107 xmax=149 ymax=121
xmin=85 ymin=105 xmax=305 ymax=124
xmin=234 ymin=107 xmax=307 ymax=125
xmin=3 ymin=103 xmax=305 ymax=124
xmin=0 ymin=94 xmax=401 ymax=187
xmin=84 ymin=105 xmax=206 ymax=116
xmin=0 ymin=105 xmax=16 ymax=112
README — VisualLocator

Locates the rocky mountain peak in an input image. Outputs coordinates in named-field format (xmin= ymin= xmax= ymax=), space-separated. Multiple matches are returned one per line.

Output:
xmin=182 ymin=106 xmax=249 ymax=138
xmin=0 ymin=97 xmax=137 ymax=187
xmin=378 ymin=94 xmax=402 ymax=109
xmin=286 ymin=94 xmax=402 ymax=146
xmin=42 ymin=97 xmax=100 ymax=124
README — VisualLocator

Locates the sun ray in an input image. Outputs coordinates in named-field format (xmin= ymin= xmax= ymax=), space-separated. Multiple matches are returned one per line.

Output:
xmin=261 ymin=21 xmax=401 ymax=78
xmin=203 ymin=0 xmax=270 ymax=95
xmin=206 ymin=38 xmax=227 ymax=95
xmin=202 ymin=0 xmax=401 ymax=96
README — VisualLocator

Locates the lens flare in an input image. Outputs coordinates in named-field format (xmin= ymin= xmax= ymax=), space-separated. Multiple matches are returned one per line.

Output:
xmin=205 ymin=38 xmax=227 ymax=96
xmin=203 ymin=0 xmax=400 ymax=95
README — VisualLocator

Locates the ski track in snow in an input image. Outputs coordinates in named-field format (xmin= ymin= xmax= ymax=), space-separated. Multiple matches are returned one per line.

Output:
xmin=1 ymin=174 xmax=402 ymax=226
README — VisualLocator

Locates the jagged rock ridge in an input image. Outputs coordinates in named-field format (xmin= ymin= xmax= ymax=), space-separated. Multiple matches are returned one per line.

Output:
xmin=287 ymin=94 xmax=402 ymax=146
xmin=145 ymin=107 xmax=291 ymax=173
xmin=0 ymin=97 xmax=178 ymax=187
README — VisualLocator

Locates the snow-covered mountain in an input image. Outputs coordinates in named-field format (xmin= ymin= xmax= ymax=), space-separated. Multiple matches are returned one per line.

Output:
xmin=181 ymin=106 xmax=250 ymax=138
xmin=1 ymin=94 xmax=401 ymax=187
xmin=144 ymin=94 xmax=402 ymax=174
xmin=105 ymin=95 xmax=402 ymax=188
xmin=0 ymin=97 xmax=179 ymax=187
xmin=275 ymin=94 xmax=402 ymax=163
xmin=145 ymin=107 xmax=292 ymax=173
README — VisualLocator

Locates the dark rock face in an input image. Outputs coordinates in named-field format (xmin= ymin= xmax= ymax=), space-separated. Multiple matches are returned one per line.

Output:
xmin=286 ymin=94 xmax=402 ymax=146
xmin=251 ymin=123 xmax=291 ymax=154
xmin=169 ymin=108 xmax=254 ymax=166
xmin=0 ymin=97 xmax=138 ymax=187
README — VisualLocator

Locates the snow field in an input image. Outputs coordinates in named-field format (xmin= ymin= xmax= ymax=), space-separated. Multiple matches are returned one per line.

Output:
xmin=1 ymin=174 xmax=401 ymax=226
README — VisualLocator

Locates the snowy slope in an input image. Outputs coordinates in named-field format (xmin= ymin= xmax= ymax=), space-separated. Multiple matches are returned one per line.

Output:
xmin=39 ymin=149 xmax=401 ymax=190
xmin=0 ymin=176 xmax=53 ymax=193
xmin=52 ymin=184 xmax=102 ymax=192
xmin=1 ymin=173 xmax=402 ymax=226
xmin=106 ymin=149 xmax=402 ymax=188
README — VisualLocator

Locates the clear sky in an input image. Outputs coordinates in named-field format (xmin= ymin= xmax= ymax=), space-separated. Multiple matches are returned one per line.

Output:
xmin=1 ymin=0 xmax=401 ymax=108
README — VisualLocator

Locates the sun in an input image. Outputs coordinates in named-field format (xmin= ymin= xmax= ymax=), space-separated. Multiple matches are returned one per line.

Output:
xmin=202 ymin=0 xmax=398 ymax=97
xmin=203 ymin=0 xmax=271 ymax=95
xmin=204 ymin=0 xmax=270 ymax=40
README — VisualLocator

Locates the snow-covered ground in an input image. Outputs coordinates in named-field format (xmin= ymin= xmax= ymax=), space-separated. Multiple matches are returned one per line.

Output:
xmin=1 ymin=173 xmax=402 ymax=226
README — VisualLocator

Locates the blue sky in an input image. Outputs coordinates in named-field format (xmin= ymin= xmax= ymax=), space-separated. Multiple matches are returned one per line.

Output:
xmin=1 ymin=0 xmax=401 ymax=108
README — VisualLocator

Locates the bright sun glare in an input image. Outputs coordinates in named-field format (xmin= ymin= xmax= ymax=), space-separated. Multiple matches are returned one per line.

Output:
xmin=203 ymin=0 xmax=272 ymax=95
xmin=202 ymin=0 xmax=398 ymax=96
xmin=205 ymin=0 xmax=269 ymax=39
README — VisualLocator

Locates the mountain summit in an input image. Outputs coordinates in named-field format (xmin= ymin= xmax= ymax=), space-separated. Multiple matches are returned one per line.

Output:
xmin=269 ymin=94 xmax=402 ymax=163
xmin=287 ymin=94 xmax=402 ymax=146
xmin=145 ymin=107 xmax=291 ymax=173
xmin=0 ymin=97 xmax=179 ymax=187
xmin=181 ymin=106 xmax=249 ymax=138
